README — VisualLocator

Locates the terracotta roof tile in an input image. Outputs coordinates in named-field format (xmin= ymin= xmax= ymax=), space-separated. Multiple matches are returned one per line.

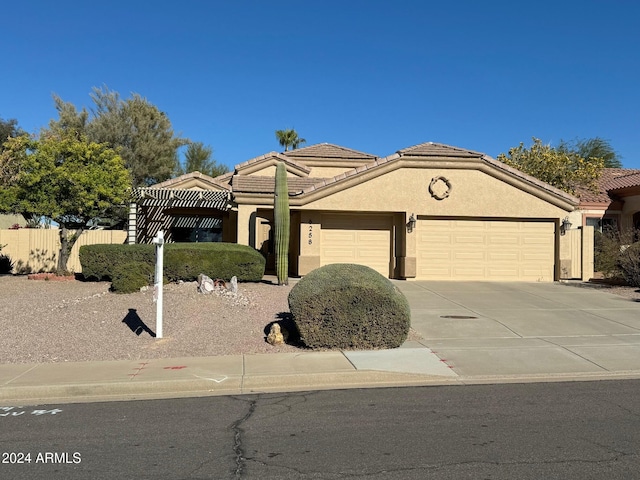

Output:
xmin=232 ymin=176 xmax=325 ymax=194
xmin=148 ymin=171 xmax=231 ymax=191
xmin=283 ymin=143 xmax=377 ymax=160
xmin=398 ymin=142 xmax=484 ymax=157
xmin=576 ymin=168 xmax=640 ymax=203
xmin=605 ymin=171 xmax=640 ymax=191
xmin=292 ymin=142 xmax=577 ymax=206
xmin=233 ymin=152 xmax=310 ymax=174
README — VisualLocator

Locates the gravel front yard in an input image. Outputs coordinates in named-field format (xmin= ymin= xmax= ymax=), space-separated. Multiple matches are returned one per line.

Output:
xmin=0 ymin=276 xmax=304 ymax=364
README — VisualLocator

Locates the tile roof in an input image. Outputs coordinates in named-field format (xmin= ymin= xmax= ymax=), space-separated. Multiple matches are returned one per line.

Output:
xmin=397 ymin=142 xmax=485 ymax=158
xmin=233 ymin=152 xmax=310 ymax=174
xmin=232 ymin=176 xmax=325 ymax=194
xmin=576 ymin=168 xmax=640 ymax=203
xmin=283 ymin=143 xmax=377 ymax=160
xmin=148 ymin=171 xmax=231 ymax=191
xmin=297 ymin=143 xmax=578 ymax=206
xmin=605 ymin=171 xmax=640 ymax=191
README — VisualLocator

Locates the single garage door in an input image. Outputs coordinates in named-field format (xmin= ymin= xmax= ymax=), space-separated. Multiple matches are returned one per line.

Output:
xmin=321 ymin=214 xmax=392 ymax=277
xmin=416 ymin=218 xmax=555 ymax=281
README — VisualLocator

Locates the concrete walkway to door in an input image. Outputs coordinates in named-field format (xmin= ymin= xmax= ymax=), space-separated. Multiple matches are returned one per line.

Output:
xmin=395 ymin=281 xmax=640 ymax=378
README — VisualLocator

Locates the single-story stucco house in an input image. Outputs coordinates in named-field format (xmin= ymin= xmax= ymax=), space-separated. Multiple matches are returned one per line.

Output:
xmin=128 ymin=142 xmax=592 ymax=281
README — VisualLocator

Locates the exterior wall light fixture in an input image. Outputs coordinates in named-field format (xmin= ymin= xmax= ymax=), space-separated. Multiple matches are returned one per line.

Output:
xmin=561 ymin=217 xmax=572 ymax=235
xmin=407 ymin=213 xmax=417 ymax=232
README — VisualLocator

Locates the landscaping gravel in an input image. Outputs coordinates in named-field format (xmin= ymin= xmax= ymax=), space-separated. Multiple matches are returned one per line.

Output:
xmin=0 ymin=275 xmax=423 ymax=364
xmin=0 ymin=276 xmax=303 ymax=364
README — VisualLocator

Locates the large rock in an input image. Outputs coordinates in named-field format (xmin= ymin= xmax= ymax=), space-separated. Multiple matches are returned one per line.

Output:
xmin=197 ymin=274 xmax=215 ymax=294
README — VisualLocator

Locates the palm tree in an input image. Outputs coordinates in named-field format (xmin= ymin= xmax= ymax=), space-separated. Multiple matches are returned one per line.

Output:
xmin=275 ymin=128 xmax=306 ymax=152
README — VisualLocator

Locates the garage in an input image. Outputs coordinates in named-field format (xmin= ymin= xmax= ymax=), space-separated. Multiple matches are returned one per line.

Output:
xmin=416 ymin=218 xmax=556 ymax=281
xmin=320 ymin=214 xmax=392 ymax=276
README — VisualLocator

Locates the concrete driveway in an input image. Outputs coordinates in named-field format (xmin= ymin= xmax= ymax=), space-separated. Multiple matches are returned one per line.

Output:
xmin=395 ymin=281 xmax=640 ymax=378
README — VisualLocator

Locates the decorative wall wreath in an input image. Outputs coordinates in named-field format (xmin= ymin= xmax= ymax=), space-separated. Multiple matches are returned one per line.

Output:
xmin=428 ymin=176 xmax=452 ymax=200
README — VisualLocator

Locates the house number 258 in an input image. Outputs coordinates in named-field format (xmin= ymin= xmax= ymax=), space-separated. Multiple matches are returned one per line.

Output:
xmin=308 ymin=222 xmax=313 ymax=245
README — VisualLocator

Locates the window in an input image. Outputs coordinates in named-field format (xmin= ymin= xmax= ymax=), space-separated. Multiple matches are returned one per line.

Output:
xmin=170 ymin=216 xmax=222 ymax=242
xmin=586 ymin=217 xmax=617 ymax=233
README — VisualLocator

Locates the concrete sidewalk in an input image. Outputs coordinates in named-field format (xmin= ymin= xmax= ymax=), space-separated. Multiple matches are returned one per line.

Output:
xmin=2 ymin=281 xmax=640 ymax=405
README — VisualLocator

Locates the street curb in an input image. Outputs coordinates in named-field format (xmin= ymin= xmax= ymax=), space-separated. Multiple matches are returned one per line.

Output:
xmin=0 ymin=371 xmax=461 ymax=405
xmin=4 ymin=369 xmax=640 ymax=405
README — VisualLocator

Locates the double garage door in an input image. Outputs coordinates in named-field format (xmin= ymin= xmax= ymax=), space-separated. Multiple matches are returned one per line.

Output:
xmin=320 ymin=214 xmax=392 ymax=277
xmin=317 ymin=215 xmax=555 ymax=281
xmin=416 ymin=219 xmax=555 ymax=281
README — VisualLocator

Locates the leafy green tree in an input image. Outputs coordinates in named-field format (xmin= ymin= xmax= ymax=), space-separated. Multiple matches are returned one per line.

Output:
xmin=48 ymin=86 xmax=188 ymax=187
xmin=558 ymin=137 xmax=622 ymax=169
xmin=497 ymin=137 xmax=604 ymax=195
xmin=275 ymin=128 xmax=306 ymax=151
xmin=0 ymin=134 xmax=131 ymax=274
xmin=0 ymin=117 xmax=26 ymax=151
xmin=177 ymin=142 xmax=229 ymax=178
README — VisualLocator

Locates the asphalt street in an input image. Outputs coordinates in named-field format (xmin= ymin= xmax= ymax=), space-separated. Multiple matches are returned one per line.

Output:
xmin=1 ymin=380 xmax=639 ymax=479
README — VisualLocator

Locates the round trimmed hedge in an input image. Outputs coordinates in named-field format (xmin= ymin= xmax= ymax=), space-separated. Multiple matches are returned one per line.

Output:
xmin=288 ymin=264 xmax=411 ymax=349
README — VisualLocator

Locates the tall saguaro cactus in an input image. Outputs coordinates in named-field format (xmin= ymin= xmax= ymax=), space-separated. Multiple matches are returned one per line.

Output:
xmin=274 ymin=162 xmax=290 ymax=285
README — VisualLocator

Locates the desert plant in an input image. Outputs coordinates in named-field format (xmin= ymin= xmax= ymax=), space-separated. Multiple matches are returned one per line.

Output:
xmin=619 ymin=242 xmax=640 ymax=288
xmin=110 ymin=261 xmax=154 ymax=293
xmin=594 ymin=227 xmax=639 ymax=278
xmin=288 ymin=263 xmax=411 ymax=349
xmin=274 ymin=162 xmax=290 ymax=285
xmin=0 ymin=254 xmax=14 ymax=274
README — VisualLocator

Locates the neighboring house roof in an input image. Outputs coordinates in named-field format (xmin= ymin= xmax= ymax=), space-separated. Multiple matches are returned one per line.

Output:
xmin=576 ymin=168 xmax=640 ymax=204
xmin=283 ymin=143 xmax=377 ymax=161
xmin=605 ymin=171 xmax=640 ymax=192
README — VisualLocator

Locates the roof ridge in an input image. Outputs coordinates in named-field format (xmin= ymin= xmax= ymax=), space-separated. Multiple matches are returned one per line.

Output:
xmin=283 ymin=143 xmax=377 ymax=159
xmin=397 ymin=142 xmax=485 ymax=157
xmin=148 ymin=171 xmax=231 ymax=191
xmin=233 ymin=152 xmax=310 ymax=174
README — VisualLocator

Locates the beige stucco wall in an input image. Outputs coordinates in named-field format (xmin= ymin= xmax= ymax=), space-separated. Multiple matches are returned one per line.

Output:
xmin=300 ymin=167 xmax=572 ymax=219
xmin=621 ymin=195 xmax=640 ymax=229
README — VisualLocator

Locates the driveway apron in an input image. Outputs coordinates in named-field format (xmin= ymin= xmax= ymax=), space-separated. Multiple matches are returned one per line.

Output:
xmin=395 ymin=281 xmax=640 ymax=377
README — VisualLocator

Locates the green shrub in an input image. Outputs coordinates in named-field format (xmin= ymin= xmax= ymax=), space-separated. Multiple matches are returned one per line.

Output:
xmin=163 ymin=243 xmax=265 ymax=282
xmin=79 ymin=244 xmax=154 ymax=280
xmin=80 ymin=242 xmax=265 ymax=282
xmin=110 ymin=262 xmax=154 ymax=294
xmin=0 ymin=254 xmax=14 ymax=274
xmin=288 ymin=263 xmax=411 ymax=349
xmin=619 ymin=242 xmax=640 ymax=288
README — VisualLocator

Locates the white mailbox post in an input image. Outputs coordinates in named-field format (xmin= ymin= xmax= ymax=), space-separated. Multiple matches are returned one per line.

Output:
xmin=152 ymin=230 xmax=164 ymax=338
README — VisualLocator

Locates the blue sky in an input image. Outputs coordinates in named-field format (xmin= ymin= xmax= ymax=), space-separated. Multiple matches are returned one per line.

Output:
xmin=3 ymin=1 xmax=639 ymax=170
